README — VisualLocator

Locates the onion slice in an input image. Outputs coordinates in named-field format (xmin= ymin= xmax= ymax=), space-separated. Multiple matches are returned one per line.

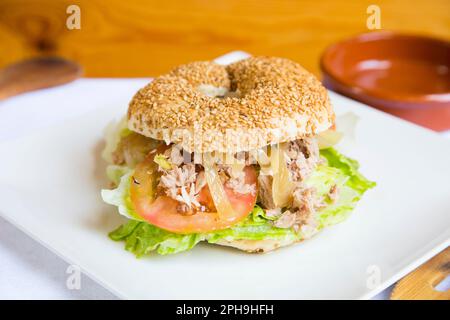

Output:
xmin=203 ymin=154 xmax=236 ymax=219
xmin=254 ymin=148 xmax=272 ymax=175
xmin=317 ymin=129 xmax=343 ymax=149
xmin=336 ymin=112 xmax=358 ymax=141
xmin=317 ymin=112 xmax=359 ymax=149
xmin=270 ymin=144 xmax=295 ymax=207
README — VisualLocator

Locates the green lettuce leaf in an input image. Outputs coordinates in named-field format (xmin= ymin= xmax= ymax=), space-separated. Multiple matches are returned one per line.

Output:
xmin=320 ymin=148 xmax=376 ymax=194
xmin=110 ymin=220 xmax=205 ymax=256
xmin=101 ymin=116 xmax=132 ymax=163
xmin=109 ymin=205 xmax=298 ymax=257
xmin=206 ymin=205 xmax=298 ymax=243
xmin=104 ymin=147 xmax=375 ymax=256
xmin=317 ymin=148 xmax=376 ymax=227
xmin=106 ymin=165 xmax=132 ymax=186
xmin=101 ymin=171 xmax=143 ymax=221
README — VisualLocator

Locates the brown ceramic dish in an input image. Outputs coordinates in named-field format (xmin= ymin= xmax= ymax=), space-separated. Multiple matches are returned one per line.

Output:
xmin=321 ymin=31 xmax=450 ymax=131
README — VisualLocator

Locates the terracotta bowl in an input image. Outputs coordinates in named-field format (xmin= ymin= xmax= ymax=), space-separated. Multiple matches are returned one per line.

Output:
xmin=321 ymin=31 xmax=450 ymax=131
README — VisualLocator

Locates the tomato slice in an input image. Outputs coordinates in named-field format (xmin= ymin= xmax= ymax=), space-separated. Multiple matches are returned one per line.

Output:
xmin=130 ymin=150 xmax=257 ymax=234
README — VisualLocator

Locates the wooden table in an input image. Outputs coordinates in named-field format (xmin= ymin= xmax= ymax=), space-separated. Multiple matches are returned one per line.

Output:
xmin=0 ymin=0 xmax=449 ymax=77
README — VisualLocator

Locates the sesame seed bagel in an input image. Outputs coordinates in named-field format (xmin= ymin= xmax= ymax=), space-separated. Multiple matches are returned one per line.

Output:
xmin=128 ymin=56 xmax=334 ymax=153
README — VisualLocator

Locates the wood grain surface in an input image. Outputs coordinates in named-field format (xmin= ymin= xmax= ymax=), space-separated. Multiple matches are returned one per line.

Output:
xmin=391 ymin=248 xmax=450 ymax=300
xmin=0 ymin=0 xmax=449 ymax=77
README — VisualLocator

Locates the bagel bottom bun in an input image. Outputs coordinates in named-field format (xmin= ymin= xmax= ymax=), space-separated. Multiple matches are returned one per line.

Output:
xmin=214 ymin=238 xmax=301 ymax=253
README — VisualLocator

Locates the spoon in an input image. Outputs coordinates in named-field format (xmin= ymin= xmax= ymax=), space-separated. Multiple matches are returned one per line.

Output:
xmin=0 ymin=56 xmax=82 ymax=100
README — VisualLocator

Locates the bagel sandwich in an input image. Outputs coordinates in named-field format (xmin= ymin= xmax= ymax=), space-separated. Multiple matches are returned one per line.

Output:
xmin=101 ymin=56 xmax=375 ymax=256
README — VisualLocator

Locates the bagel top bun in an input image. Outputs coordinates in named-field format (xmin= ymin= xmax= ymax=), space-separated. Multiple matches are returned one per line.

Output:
xmin=128 ymin=56 xmax=334 ymax=153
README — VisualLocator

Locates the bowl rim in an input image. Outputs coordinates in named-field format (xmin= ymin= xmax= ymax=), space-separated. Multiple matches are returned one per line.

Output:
xmin=320 ymin=31 xmax=450 ymax=105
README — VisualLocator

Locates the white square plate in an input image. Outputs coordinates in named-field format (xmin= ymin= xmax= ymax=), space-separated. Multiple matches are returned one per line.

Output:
xmin=0 ymin=63 xmax=449 ymax=300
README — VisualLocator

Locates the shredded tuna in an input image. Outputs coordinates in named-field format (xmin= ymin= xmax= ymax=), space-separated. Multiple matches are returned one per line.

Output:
xmin=227 ymin=176 xmax=256 ymax=195
xmin=156 ymin=145 xmax=259 ymax=214
xmin=258 ymin=175 xmax=276 ymax=209
xmin=218 ymin=165 xmax=256 ymax=196
xmin=285 ymin=137 xmax=320 ymax=182
xmin=164 ymin=145 xmax=185 ymax=166
xmin=273 ymin=210 xmax=297 ymax=228
xmin=159 ymin=163 xmax=202 ymax=211
xmin=273 ymin=205 xmax=318 ymax=239
xmin=157 ymin=147 xmax=258 ymax=213
xmin=292 ymin=187 xmax=318 ymax=213
xmin=272 ymin=185 xmax=322 ymax=237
